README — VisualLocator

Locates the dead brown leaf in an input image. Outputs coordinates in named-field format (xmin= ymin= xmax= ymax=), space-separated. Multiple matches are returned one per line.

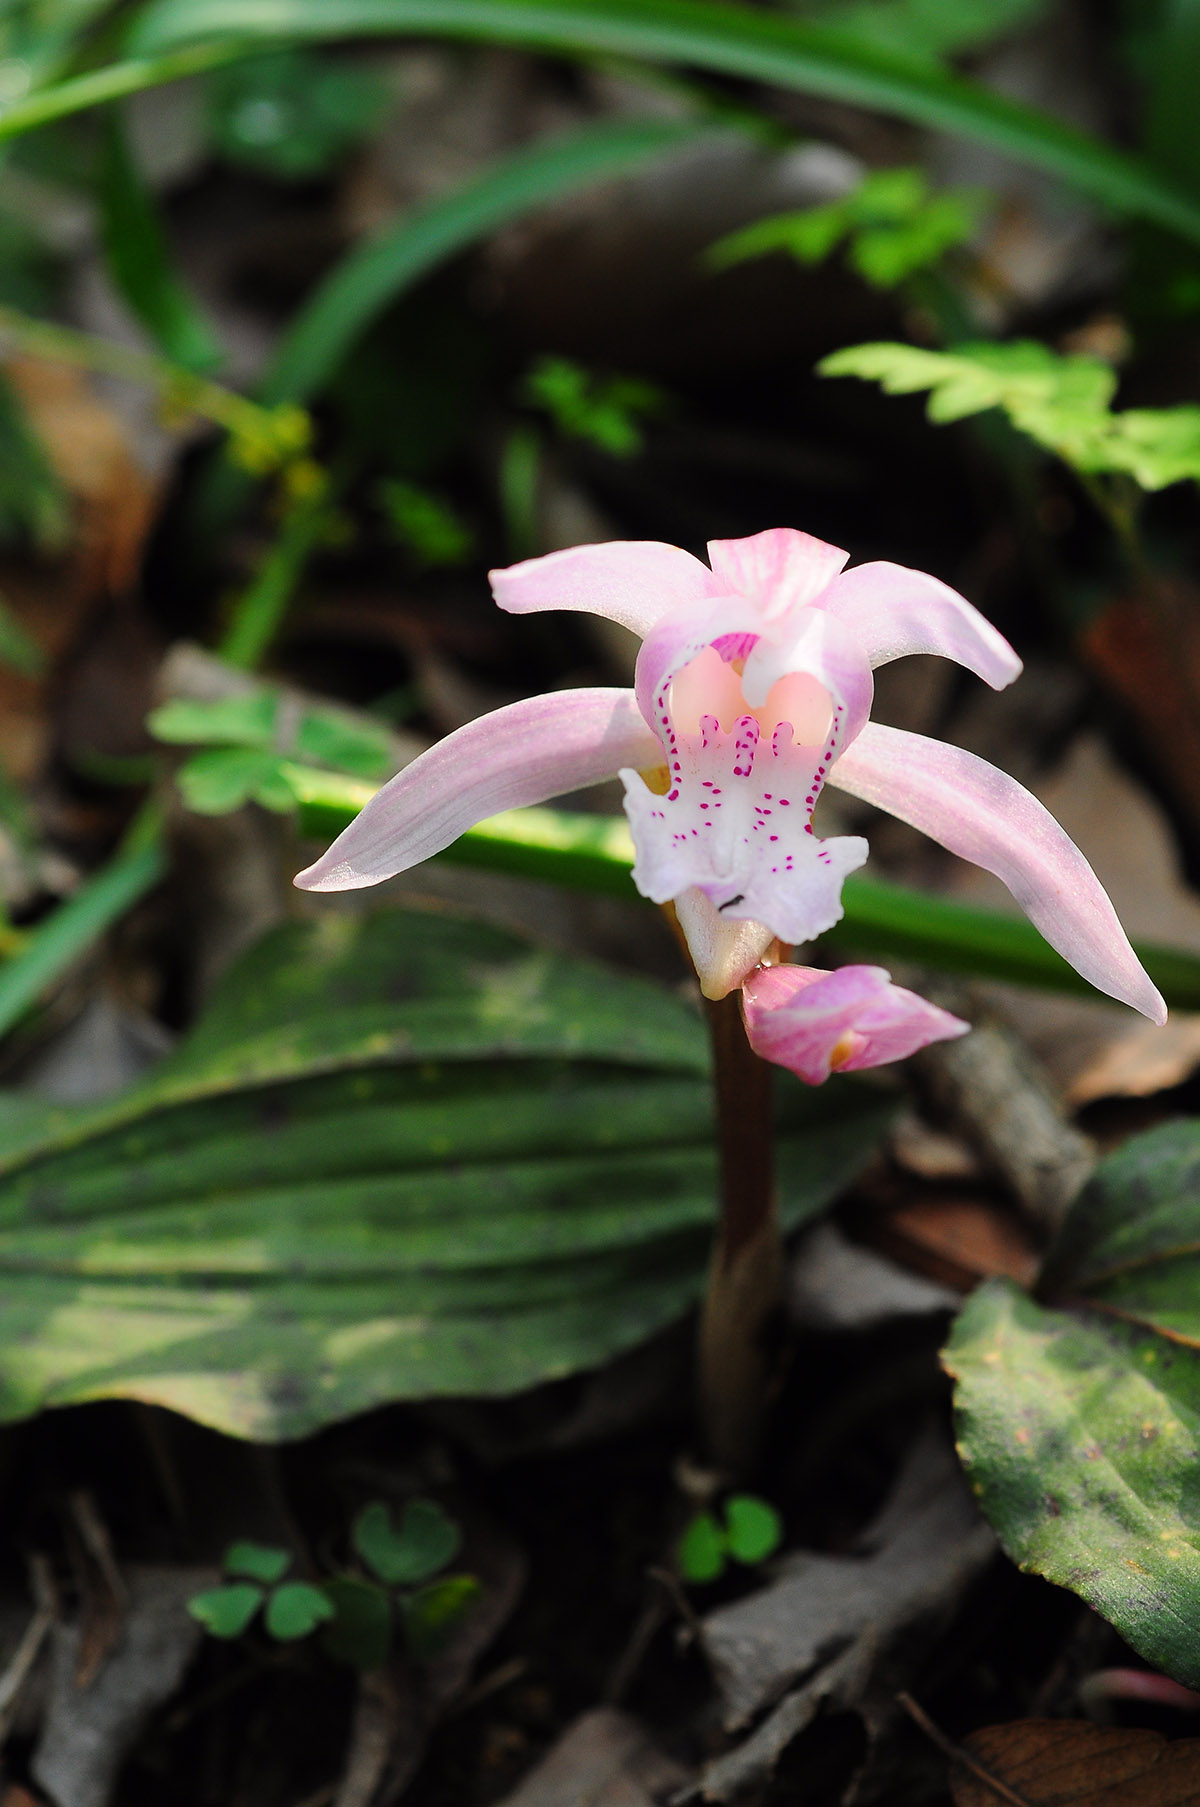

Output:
xmin=6 ymin=355 xmax=156 ymax=599
xmin=867 ymin=1193 xmax=1039 ymax=1291
xmin=953 ymin=1719 xmax=1200 ymax=1807
xmin=1081 ymin=587 xmax=1200 ymax=843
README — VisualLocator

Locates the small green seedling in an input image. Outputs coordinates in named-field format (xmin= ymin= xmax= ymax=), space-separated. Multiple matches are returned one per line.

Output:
xmin=819 ymin=338 xmax=1200 ymax=493
xmin=377 ymin=478 xmax=473 ymax=568
xmin=676 ymin=1493 xmax=784 ymax=1585
xmin=707 ymin=168 xmax=986 ymax=291
xmin=523 ymin=356 xmax=667 ymax=458
xmin=148 ymin=687 xmax=394 ymax=817
xmin=207 ymin=48 xmax=389 ymax=181
xmin=188 ymin=1541 xmax=334 ymax=1643
xmin=339 ymin=1497 xmax=481 ymax=1670
xmin=189 ymin=1502 xmax=481 ymax=1672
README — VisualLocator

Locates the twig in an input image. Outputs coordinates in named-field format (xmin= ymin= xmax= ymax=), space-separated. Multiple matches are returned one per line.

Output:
xmin=899 ymin=1692 xmax=1034 ymax=1807
xmin=910 ymin=984 xmax=1094 ymax=1241
xmin=445 ymin=1656 xmax=528 ymax=1720
xmin=645 ymin=1565 xmax=706 ymax=1646
xmin=0 ymin=1557 xmax=56 ymax=1747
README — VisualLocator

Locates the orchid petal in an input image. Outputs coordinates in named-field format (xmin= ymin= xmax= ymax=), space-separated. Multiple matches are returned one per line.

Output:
xmin=634 ymin=594 xmax=763 ymax=734
xmin=295 ymin=689 xmax=658 ymax=892
xmin=743 ymin=962 xmax=969 ymax=1083
xmin=707 ymin=528 xmax=848 ymax=620
xmin=828 ymin=723 xmax=1167 ymax=1023
xmin=489 ymin=541 xmax=717 ymax=639
xmin=820 ymin=561 xmax=1021 ymax=689
xmin=739 ymin=606 xmax=874 ymax=746
xmin=672 ymin=889 xmax=776 ymax=1000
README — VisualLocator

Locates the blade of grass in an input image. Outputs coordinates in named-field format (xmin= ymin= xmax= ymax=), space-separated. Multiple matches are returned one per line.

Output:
xmin=0 ymin=803 xmax=167 ymax=1042
xmin=218 ymin=485 xmax=332 ymax=668
xmin=260 ymin=115 xmax=718 ymax=405
xmin=290 ymin=777 xmax=1200 ymax=1009
xmin=99 ymin=109 xmax=222 ymax=374
xmin=125 ymin=0 xmax=1200 ymax=244
xmin=0 ymin=42 xmax=245 ymax=144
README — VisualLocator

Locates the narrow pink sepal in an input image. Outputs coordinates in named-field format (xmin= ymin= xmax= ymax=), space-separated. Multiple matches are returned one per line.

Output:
xmin=488 ymin=541 xmax=717 ymax=639
xmin=821 ymin=561 xmax=1021 ymax=690
xmin=707 ymin=528 xmax=848 ymax=617
xmin=294 ymin=688 xmax=659 ymax=891
xmin=828 ymin=723 xmax=1168 ymax=1024
xmin=743 ymin=962 xmax=969 ymax=1084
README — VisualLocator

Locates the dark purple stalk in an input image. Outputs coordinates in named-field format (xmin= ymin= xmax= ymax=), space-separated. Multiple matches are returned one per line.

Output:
xmin=697 ymin=992 xmax=785 ymax=1478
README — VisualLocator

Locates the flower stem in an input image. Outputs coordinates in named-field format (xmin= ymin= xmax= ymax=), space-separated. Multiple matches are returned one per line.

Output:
xmin=697 ymin=992 xmax=785 ymax=1478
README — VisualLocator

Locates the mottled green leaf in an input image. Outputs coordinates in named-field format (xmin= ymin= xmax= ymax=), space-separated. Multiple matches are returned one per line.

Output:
xmin=354 ymin=1499 xmax=460 ymax=1586
xmin=0 ymin=906 xmax=890 ymax=1439
xmin=188 ymin=1582 xmax=264 ymax=1637
xmin=946 ymin=1279 xmax=1200 ymax=1688
xmin=264 ymin=1580 xmax=336 ymax=1640
xmin=225 ymin=1540 xmax=291 ymax=1583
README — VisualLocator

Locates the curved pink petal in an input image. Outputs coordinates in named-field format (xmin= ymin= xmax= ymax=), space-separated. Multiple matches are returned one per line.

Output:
xmin=294 ymin=689 xmax=658 ymax=892
xmin=821 ymin=562 xmax=1021 ymax=690
xmin=488 ymin=541 xmax=718 ymax=639
xmin=707 ymin=528 xmax=848 ymax=620
xmin=743 ymin=962 xmax=968 ymax=1083
xmin=828 ymin=723 xmax=1167 ymax=1023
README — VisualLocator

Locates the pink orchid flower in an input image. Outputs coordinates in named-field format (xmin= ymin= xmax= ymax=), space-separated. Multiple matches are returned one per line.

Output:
xmin=742 ymin=962 xmax=969 ymax=1084
xmin=294 ymin=528 xmax=1165 ymax=1025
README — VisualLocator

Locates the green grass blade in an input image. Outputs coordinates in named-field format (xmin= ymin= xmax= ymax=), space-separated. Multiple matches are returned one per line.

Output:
xmin=259 ymin=116 xmax=716 ymax=405
xmin=99 ymin=110 xmax=222 ymax=374
xmin=0 ymin=804 xmax=167 ymax=1042
xmin=0 ymin=43 xmax=245 ymax=144
xmin=290 ymin=778 xmax=1200 ymax=1007
xmin=124 ymin=0 xmax=1200 ymax=243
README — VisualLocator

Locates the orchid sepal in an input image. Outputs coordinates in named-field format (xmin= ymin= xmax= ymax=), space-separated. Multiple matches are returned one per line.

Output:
xmin=828 ymin=721 xmax=1167 ymax=1024
xmin=294 ymin=688 xmax=659 ymax=892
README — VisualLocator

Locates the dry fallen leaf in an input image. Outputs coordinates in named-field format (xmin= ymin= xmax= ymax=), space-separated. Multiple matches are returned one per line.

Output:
xmin=869 ymin=1193 xmax=1040 ymax=1291
xmin=953 ymin=1719 xmax=1200 ymax=1807
xmin=6 ymin=355 xmax=157 ymax=599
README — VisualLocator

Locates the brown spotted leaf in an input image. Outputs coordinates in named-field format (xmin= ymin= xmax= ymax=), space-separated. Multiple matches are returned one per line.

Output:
xmin=952 ymin=1719 xmax=1200 ymax=1807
